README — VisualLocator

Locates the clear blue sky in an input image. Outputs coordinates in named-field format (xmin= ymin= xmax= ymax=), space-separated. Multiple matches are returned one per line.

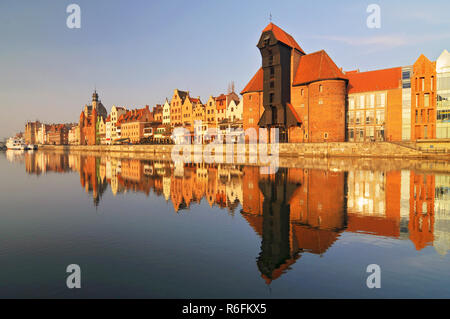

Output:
xmin=1 ymin=0 xmax=449 ymax=138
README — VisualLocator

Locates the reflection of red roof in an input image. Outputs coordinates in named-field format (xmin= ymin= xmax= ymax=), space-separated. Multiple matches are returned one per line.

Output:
xmin=261 ymin=257 xmax=298 ymax=285
xmin=346 ymin=67 xmax=402 ymax=94
xmin=118 ymin=106 xmax=153 ymax=124
xmin=292 ymin=224 xmax=340 ymax=255
xmin=240 ymin=68 xmax=263 ymax=94
xmin=241 ymin=212 xmax=263 ymax=237
xmin=262 ymin=23 xmax=305 ymax=54
xmin=293 ymin=50 xmax=347 ymax=86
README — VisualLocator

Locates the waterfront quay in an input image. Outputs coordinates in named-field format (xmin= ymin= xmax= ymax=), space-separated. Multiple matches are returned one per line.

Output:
xmin=39 ymin=140 xmax=450 ymax=162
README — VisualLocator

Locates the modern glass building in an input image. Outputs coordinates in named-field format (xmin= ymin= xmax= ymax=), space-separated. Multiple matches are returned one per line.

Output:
xmin=436 ymin=50 xmax=450 ymax=139
xmin=402 ymin=66 xmax=412 ymax=140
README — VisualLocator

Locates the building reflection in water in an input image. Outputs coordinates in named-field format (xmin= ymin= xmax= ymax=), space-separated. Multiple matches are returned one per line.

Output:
xmin=16 ymin=151 xmax=450 ymax=283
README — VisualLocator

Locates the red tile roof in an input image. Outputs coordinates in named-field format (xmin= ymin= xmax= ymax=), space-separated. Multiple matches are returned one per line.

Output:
xmin=287 ymin=103 xmax=301 ymax=124
xmin=118 ymin=106 xmax=153 ymax=124
xmin=262 ymin=23 xmax=305 ymax=54
xmin=240 ymin=68 xmax=263 ymax=94
xmin=292 ymin=50 xmax=347 ymax=86
xmin=346 ymin=67 xmax=402 ymax=94
xmin=189 ymin=97 xmax=200 ymax=103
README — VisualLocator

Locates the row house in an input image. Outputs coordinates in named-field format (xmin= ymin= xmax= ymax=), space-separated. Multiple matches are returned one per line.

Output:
xmin=205 ymin=96 xmax=217 ymax=131
xmin=24 ymin=121 xmax=41 ymax=144
xmin=47 ymin=124 xmax=69 ymax=145
xmin=193 ymin=101 xmax=207 ymax=143
xmin=105 ymin=115 xmax=111 ymax=144
xmin=215 ymin=92 xmax=239 ymax=123
xmin=170 ymin=89 xmax=189 ymax=127
xmin=162 ymin=99 xmax=171 ymax=125
xmin=118 ymin=105 xmax=154 ymax=143
xmin=37 ymin=123 xmax=50 ymax=144
xmin=153 ymin=104 xmax=163 ymax=122
xmin=110 ymin=105 xmax=127 ymax=142
xmin=182 ymin=96 xmax=201 ymax=130
xmin=68 ymin=125 xmax=80 ymax=145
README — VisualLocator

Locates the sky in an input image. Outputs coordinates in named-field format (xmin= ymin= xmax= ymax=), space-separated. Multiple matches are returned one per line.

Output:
xmin=1 ymin=0 xmax=449 ymax=139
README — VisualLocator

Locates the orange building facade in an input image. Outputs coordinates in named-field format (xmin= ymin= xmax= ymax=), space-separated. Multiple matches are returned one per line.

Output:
xmin=118 ymin=105 xmax=154 ymax=143
xmin=411 ymin=55 xmax=437 ymax=140
xmin=346 ymin=67 xmax=403 ymax=142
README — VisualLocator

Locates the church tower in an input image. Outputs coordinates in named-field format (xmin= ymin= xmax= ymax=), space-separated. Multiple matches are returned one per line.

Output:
xmin=92 ymin=90 xmax=99 ymax=110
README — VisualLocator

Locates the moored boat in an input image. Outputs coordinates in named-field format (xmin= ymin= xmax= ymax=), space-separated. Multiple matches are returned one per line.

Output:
xmin=6 ymin=137 xmax=26 ymax=150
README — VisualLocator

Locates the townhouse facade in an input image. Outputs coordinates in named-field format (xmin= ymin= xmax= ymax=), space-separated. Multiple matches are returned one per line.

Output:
xmin=118 ymin=105 xmax=154 ymax=143
xmin=162 ymin=99 xmax=171 ymax=126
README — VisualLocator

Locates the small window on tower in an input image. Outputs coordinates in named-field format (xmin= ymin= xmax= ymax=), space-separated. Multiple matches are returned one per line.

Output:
xmin=319 ymin=85 xmax=323 ymax=93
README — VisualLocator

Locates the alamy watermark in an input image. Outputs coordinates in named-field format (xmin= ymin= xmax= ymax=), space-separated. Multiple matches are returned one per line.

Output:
xmin=66 ymin=264 xmax=81 ymax=289
xmin=366 ymin=264 xmax=381 ymax=288
xmin=171 ymin=121 xmax=279 ymax=174
xmin=66 ymin=4 xmax=81 ymax=29
xmin=366 ymin=4 xmax=381 ymax=29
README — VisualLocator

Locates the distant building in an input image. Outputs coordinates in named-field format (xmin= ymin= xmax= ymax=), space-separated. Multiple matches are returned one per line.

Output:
xmin=162 ymin=99 xmax=171 ymax=126
xmin=119 ymin=105 xmax=154 ymax=143
xmin=153 ymin=104 xmax=163 ymax=123
xmin=24 ymin=121 xmax=41 ymax=144
xmin=110 ymin=106 xmax=127 ymax=142
xmin=170 ymin=89 xmax=189 ymax=127
xmin=215 ymin=92 xmax=239 ymax=124
xmin=68 ymin=125 xmax=80 ymax=145
xmin=105 ymin=115 xmax=112 ymax=144
xmin=79 ymin=91 xmax=107 ymax=145
xmin=47 ymin=124 xmax=69 ymax=145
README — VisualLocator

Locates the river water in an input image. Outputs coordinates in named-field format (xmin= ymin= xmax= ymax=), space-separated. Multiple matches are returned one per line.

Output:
xmin=0 ymin=150 xmax=449 ymax=298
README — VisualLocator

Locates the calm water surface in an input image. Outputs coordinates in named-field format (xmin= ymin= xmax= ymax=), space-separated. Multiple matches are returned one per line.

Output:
xmin=0 ymin=150 xmax=449 ymax=298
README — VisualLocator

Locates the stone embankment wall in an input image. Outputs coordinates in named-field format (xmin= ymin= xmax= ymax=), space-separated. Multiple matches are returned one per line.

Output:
xmin=38 ymin=143 xmax=450 ymax=173
xmin=39 ymin=142 xmax=448 ymax=159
